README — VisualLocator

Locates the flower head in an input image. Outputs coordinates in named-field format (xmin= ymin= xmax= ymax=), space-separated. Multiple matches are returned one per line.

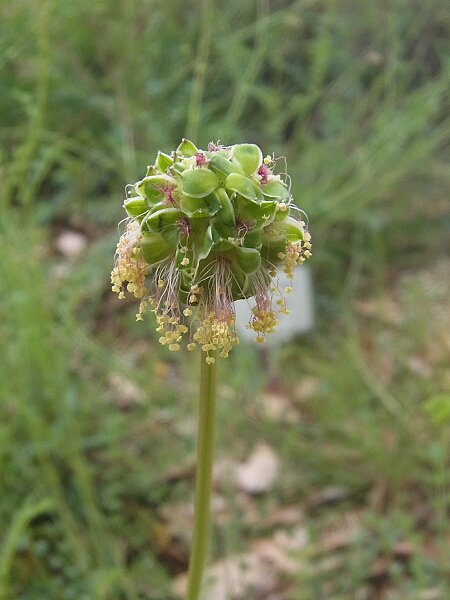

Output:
xmin=111 ymin=139 xmax=311 ymax=361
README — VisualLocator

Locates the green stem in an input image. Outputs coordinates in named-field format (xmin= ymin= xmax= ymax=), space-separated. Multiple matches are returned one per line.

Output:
xmin=185 ymin=350 xmax=219 ymax=600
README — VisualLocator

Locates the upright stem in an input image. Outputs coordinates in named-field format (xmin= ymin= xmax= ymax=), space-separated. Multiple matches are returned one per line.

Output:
xmin=185 ymin=350 xmax=219 ymax=600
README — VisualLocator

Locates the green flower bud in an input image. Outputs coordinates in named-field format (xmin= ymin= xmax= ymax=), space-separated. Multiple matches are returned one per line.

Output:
xmin=180 ymin=190 xmax=221 ymax=218
xmin=155 ymin=151 xmax=173 ymax=171
xmin=234 ymin=246 xmax=261 ymax=274
xmin=124 ymin=196 xmax=148 ymax=220
xmin=176 ymin=138 xmax=199 ymax=157
xmin=225 ymin=173 xmax=262 ymax=202
xmin=139 ymin=231 xmax=173 ymax=263
xmin=209 ymin=154 xmax=245 ymax=179
xmin=182 ymin=168 xmax=219 ymax=198
xmin=137 ymin=174 xmax=178 ymax=205
xmin=235 ymin=196 xmax=277 ymax=228
xmin=261 ymin=179 xmax=291 ymax=200
xmin=231 ymin=143 xmax=263 ymax=175
xmin=215 ymin=188 xmax=236 ymax=226
xmin=144 ymin=206 xmax=184 ymax=233
xmin=111 ymin=139 xmax=311 ymax=361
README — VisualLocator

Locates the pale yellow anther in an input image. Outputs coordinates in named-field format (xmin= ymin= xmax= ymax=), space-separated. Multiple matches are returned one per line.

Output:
xmin=158 ymin=279 xmax=165 ymax=288
xmin=183 ymin=308 xmax=193 ymax=316
xmin=168 ymin=343 xmax=180 ymax=351
xmin=187 ymin=343 xmax=196 ymax=351
xmin=205 ymin=356 xmax=215 ymax=364
xmin=285 ymin=286 xmax=293 ymax=293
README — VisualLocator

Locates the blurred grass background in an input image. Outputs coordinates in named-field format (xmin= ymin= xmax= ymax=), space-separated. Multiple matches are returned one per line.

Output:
xmin=1 ymin=0 xmax=450 ymax=598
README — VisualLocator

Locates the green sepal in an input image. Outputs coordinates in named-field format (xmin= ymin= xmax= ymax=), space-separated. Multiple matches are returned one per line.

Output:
xmin=211 ymin=238 xmax=235 ymax=252
xmin=235 ymin=246 xmax=261 ymax=274
xmin=139 ymin=232 xmax=172 ymax=264
xmin=144 ymin=206 xmax=183 ymax=233
xmin=155 ymin=151 xmax=173 ymax=171
xmin=160 ymin=225 xmax=180 ymax=249
xmin=182 ymin=168 xmax=220 ymax=198
xmin=231 ymin=144 xmax=262 ymax=176
xmin=206 ymin=147 xmax=230 ymax=158
xmin=235 ymin=197 xmax=277 ymax=227
xmin=225 ymin=173 xmax=262 ymax=202
xmin=180 ymin=190 xmax=221 ymax=218
xmin=260 ymin=239 xmax=288 ymax=265
xmin=209 ymin=154 xmax=245 ymax=180
xmin=137 ymin=174 xmax=178 ymax=204
xmin=262 ymin=179 xmax=291 ymax=200
xmin=242 ymin=229 xmax=262 ymax=249
xmin=216 ymin=187 xmax=236 ymax=226
xmin=210 ymin=219 xmax=234 ymax=244
xmin=145 ymin=165 xmax=157 ymax=176
xmin=124 ymin=197 xmax=148 ymax=220
xmin=260 ymin=225 xmax=288 ymax=264
xmin=273 ymin=205 xmax=291 ymax=221
xmin=190 ymin=220 xmax=214 ymax=260
xmin=172 ymin=161 xmax=187 ymax=175
xmin=176 ymin=138 xmax=199 ymax=158
xmin=277 ymin=216 xmax=304 ymax=242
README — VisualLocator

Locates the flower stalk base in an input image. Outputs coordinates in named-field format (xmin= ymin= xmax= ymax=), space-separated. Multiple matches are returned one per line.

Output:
xmin=185 ymin=349 xmax=219 ymax=600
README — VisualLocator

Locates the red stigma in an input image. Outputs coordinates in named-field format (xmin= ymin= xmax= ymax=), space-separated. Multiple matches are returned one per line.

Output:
xmin=158 ymin=183 xmax=178 ymax=206
xmin=195 ymin=152 xmax=207 ymax=166
xmin=257 ymin=164 xmax=271 ymax=185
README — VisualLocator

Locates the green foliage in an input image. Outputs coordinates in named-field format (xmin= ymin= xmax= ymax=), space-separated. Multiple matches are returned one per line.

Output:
xmin=423 ymin=394 xmax=450 ymax=426
xmin=1 ymin=0 xmax=450 ymax=598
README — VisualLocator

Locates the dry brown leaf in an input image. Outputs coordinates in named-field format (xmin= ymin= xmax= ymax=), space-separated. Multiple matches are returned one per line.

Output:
xmin=235 ymin=443 xmax=280 ymax=494
xmin=258 ymin=392 xmax=300 ymax=422
xmin=107 ymin=372 xmax=145 ymax=408
xmin=173 ymin=552 xmax=279 ymax=600
xmin=56 ymin=230 xmax=87 ymax=260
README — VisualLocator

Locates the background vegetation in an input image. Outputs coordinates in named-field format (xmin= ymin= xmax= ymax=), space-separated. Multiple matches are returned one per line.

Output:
xmin=1 ymin=0 xmax=450 ymax=598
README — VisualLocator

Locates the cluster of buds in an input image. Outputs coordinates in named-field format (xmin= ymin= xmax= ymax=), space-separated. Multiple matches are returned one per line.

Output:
xmin=111 ymin=139 xmax=311 ymax=363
